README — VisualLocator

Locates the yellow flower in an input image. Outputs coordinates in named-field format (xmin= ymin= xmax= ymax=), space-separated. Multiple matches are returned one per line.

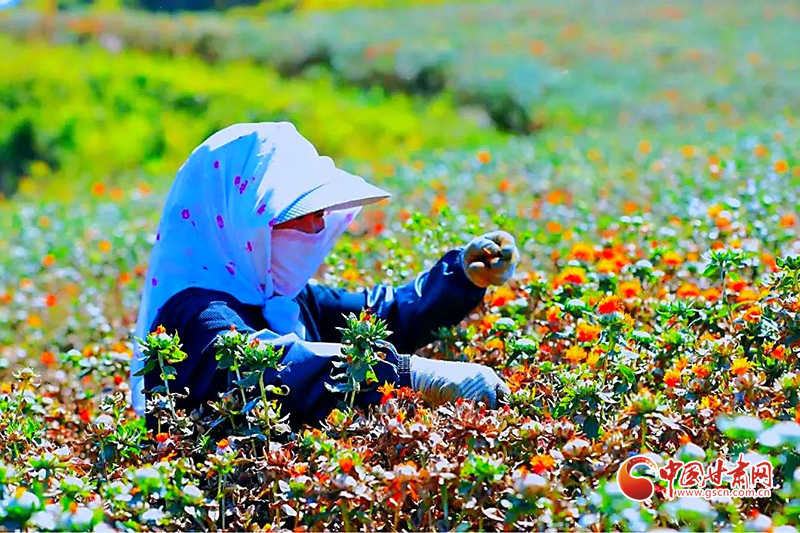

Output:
xmin=699 ymin=395 xmax=721 ymax=410
xmin=485 ymin=337 xmax=505 ymax=351
xmin=565 ymin=346 xmax=587 ymax=364
xmin=730 ymin=358 xmax=751 ymax=376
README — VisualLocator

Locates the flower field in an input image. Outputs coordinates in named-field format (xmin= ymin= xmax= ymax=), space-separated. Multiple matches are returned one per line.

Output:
xmin=1 ymin=1 xmax=800 ymax=531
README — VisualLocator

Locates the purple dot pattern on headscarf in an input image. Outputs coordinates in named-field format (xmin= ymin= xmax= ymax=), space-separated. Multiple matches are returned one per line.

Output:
xmin=239 ymin=181 xmax=248 ymax=194
xmin=213 ymin=160 xmax=220 ymax=169
xmin=246 ymin=241 xmax=253 ymax=252
xmin=181 ymin=209 xmax=190 ymax=219
xmin=151 ymin=278 xmax=158 ymax=286
xmin=156 ymin=232 xmax=161 ymax=241
xmin=216 ymin=215 xmax=224 ymax=229
xmin=268 ymin=219 xmax=275 ymax=227
xmin=226 ymin=262 xmax=236 ymax=275
xmin=258 ymin=204 xmax=266 ymax=215
xmin=234 ymin=175 xmax=241 ymax=186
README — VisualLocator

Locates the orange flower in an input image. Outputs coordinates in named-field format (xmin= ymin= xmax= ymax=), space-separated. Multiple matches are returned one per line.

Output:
xmin=693 ymin=365 xmax=710 ymax=379
xmin=771 ymin=345 xmax=786 ymax=360
xmin=700 ymin=395 xmax=721 ymax=410
xmin=118 ymin=272 xmax=132 ymax=285
xmin=726 ymin=276 xmax=747 ymax=290
xmin=546 ymin=306 xmax=562 ymax=323
xmin=736 ymin=289 xmax=758 ymax=303
xmin=638 ymin=139 xmax=652 ymax=155
xmin=217 ymin=438 xmax=230 ymax=450
xmin=565 ymin=346 xmax=587 ymax=364
xmin=554 ymin=266 xmax=587 ymax=287
xmin=781 ymin=213 xmax=796 ymax=227
xmin=715 ymin=216 xmax=731 ymax=230
xmin=587 ymin=148 xmax=603 ymax=162
xmin=753 ymin=144 xmax=768 ymax=157
xmin=707 ymin=204 xmax=723 ymax=218
xmin=431 ymin=194 xmax=448 ymax=214
xmin=761 ymin=253 xmax=778 ymax=272
xmin=42 ymin=254 xmax=55 ymax=268
xmin=156 ymin=433 xmax=169 ymax=443
xmin=485 ymin=337 xmax=505 ymax=351
xmin=490 ymin=285 xmax=516 ymax=307
xmin=680 ymin=145 xmax=697 ymax=158
xmin=41 ymin=351 xmax=56 ymax=366
xmin=530 ymin=454 xmax=555 ymax=474
xmin=662 ymin=251 xmax=684 ymax=267
xmin=378 ymin=381 xmax=395 ymax=397
xmin=586 ymin=349 xmax=601 ymax=368
xmin=27 ymin=314 xmax=43 ymax=328
xmin=38 ymin=215 xmax=51 ymax=228
xmin=155 ymin=324 xmax=167 ymax=335
xmin=546 ymin=221 xmax=563 ymax=234
xmin=619 ymin=280 xmax=642 ymax=299
xmin=45 ymin=293 xmax=57 ymax=307
xmin=675 ymin=357 xmax=688 ymax=372
xmin=480 ymin=315 xmax=499 ymax=332
xmin=342 ymin=268 xmax=360 ymax=282
xmin=506 ymin=371 xmax=528 ymax=393
xmin=338 ymin=456 xmax=355 ymax=473
xmin=703 ymin=287 xmax=721 ymax=302
xmin=597 ymin=295 xmax=623 ymax=315
xmin=529 ymin=40 xmax=546 ymax=56
xmin=378 ymin=381 xmax=395 ymax=403
xmin=91 ymin=182 xmax=106 ymax=197
xmin=730 ymin=358 xmax=751 ymax=376
xmin=546 ymin=190 xmax=566 ymax=205
xmin=570 ymin=242 xmax=595 ymax=262
xmin=498 ymin=179 xmax=511 ymax=193
xmin=98 ymin=240 xmax=112 ymax=253
xmin=477 ymin=150 xmax=492 ymax=164
xmin=596 ymin=259 xmax=617 ymax=274
xmin=676 ymin=283 xmax=701 ymax=298
xmin=664 ymin=369 xmax=681 ymax=388
xmin=774 ymin=160 xmax=789 ymax=173
xmin=576 ymin=322 xmax=601 ymax=343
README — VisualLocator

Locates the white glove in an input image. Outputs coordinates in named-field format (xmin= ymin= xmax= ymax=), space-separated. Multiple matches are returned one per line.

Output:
xmin=410 ymin=355 xmax=510 ymax=408
xmin=460 ymin=230 xmax=520 ymax=288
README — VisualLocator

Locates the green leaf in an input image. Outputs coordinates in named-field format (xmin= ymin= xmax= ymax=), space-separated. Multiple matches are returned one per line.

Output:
xmin=233 ymin=372 xmax=261 ymax=390
xmin=617 ymin=364 xmax=636 ymax=384
xmin=583 ymin=415 xmax=600 ymax=439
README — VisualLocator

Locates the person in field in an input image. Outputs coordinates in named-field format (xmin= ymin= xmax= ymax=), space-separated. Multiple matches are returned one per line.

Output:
xmin=131 ymin=122 xmax=519 ymax=427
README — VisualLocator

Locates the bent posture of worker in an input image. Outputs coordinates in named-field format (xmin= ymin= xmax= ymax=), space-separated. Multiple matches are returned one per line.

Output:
xmin=130 ymin=122 xmax=519 ymax=427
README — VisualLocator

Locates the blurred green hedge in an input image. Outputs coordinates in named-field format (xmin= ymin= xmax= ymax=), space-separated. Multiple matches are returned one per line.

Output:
xmin=0 ymin=36 xmax=502 ymax=199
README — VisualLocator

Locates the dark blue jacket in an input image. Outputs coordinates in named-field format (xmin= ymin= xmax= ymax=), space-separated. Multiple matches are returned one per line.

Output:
xmin=145 ymin=249 xmax=485 ymax=427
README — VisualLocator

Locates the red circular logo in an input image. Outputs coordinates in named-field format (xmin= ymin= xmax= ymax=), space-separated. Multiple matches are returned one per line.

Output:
xmin=617 ymin=455 xmax=658 ymax=501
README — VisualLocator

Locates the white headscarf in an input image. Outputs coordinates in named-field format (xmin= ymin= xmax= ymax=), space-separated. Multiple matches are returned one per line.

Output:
xmin=130 ymin=122 xmax=383 ymax=414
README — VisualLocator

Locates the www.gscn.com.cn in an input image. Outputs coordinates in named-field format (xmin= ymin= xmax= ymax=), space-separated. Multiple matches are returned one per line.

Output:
xmin=616 ymin=453 xmax=776 ymax=501
xmin=671 ymin=487 xmax=772 ymax=500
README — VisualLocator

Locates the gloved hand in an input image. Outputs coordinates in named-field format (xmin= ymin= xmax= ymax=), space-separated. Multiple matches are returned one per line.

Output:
xmin=460 ymin=230 xmax=520 ymax=288
xmin=410 ymin=355 xmax=510 ymax=408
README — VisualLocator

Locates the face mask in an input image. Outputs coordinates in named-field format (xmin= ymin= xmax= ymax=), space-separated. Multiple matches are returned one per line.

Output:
xmin=270 ymin=227 xmax=330 ymax=298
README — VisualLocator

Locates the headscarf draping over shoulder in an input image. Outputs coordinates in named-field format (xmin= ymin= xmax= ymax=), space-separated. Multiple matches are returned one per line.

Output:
xmin=130 ymin=122 xmax=390 ymax=414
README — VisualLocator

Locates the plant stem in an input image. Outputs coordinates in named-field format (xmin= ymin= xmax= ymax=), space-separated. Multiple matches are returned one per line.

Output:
xmin=259 ymin=372 xmax=271 ymax=453
xmin=218 ymin=473 xmax=225 ymax=531
xmin=342 ymin=500 xmax=351 ymax=533
xmin=157 ymin=352 xmax=178 ymax=423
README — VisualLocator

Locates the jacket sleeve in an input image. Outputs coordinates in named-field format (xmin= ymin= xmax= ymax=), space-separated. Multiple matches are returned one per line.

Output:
xmin=147 ymin=290 xmax=399 ymax=428
xmin=304 ymin=249 xmax=487 ymax=353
